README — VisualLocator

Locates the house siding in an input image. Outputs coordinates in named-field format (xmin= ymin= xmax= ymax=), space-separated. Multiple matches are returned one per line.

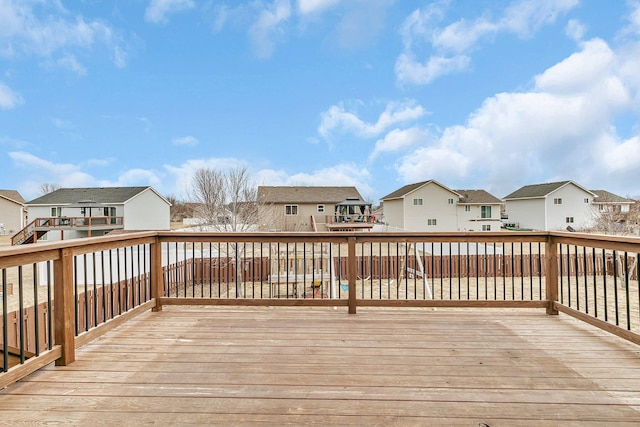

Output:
xmin=505 ymin=199 xmax=546 ymax=230
xmin=402 ymin=184 xmax=458 ymax=232
xmin=457 ymin=204 xmax=501 ymax=231
xmin=546 ymin=185 xmax=594 ymax=231
xmin=124 ymin=189 xmax=170 ymax=230
xmin=0 ymin=198 xmax=25 ymax=235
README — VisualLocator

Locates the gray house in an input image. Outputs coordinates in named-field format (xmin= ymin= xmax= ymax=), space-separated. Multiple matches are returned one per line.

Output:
xmin=17 ymin=186 xmax=171 ymax=244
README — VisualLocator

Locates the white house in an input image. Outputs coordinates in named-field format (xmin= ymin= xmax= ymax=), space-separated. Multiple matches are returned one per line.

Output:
xmin=19 ymin=186 xmax=171 ymax=244
xmin=590 ymin=190 xmax=634 ymax=214
xmin=503 ymin=181 xmax=596 ymax=231
xmin=380 ymin=180 xmax=503 ymax=232
xmin=0 ymin=190 xmax=27 ymax=235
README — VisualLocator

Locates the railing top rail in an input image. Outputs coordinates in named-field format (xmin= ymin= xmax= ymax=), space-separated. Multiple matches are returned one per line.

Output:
xmin=549 ymin=231 xmax=640 ymax=252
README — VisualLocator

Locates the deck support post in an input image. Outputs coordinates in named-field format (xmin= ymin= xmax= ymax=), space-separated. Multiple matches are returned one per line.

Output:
xmin=545 ymin=237 xmax=559 ymax=315
xmin=348 ymin=236 xmax=357 ymax=314
xmin=54 ymin=248 xmax=75 ymax=365
xmin=151 ymin=238 xmax=163 ymax=312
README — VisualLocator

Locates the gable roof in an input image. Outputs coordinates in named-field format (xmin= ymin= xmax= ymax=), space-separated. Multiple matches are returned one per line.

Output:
xmin=591 ymin=190 xmax=633 ymax=204
xmin=504 ymin=181 xmax=595 ymax=200
xmin=258 ymin=186 xmax=363 ymax=204
xmin=26 ymin=187 xmax=160 ymax=205
xmin=0 ymin=190 xmax=25 ymax=205
xmin=455 ymin=190 xmax=503 ymax=204
xmin=380 ymin=180 xmax=459 ymax=201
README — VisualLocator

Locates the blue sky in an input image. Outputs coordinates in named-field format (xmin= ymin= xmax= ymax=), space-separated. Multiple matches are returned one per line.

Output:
xmin=1 ymin=0 xmax=639 ymax=203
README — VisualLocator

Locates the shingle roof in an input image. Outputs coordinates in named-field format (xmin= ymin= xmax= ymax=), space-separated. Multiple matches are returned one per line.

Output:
xmin=503 ymin=181 xmax=575 ymax=200
xmin=591 ymin=190 xmax=633 ymax=204
xmin=26 ymin=187 xmax=152 ymax=205
xmin=455 ymin=189 xmax=503 ymax=204
xmin=380 ymin=180 xmax=460 ymax=200
xmin=257 ymin=186 xmax=363 ymax=204
xmin=0 ymin=190 xmax=25 ymax=204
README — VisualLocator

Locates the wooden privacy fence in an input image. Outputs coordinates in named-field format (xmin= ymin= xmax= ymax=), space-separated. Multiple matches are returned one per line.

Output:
xmin=162 ymin=253 xmax=638 ymax=289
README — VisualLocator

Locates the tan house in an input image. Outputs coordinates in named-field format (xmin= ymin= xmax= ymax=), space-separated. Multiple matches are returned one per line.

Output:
xmin=380 ymin=180 xmax=502 ymax=232
xmin=257 ymin=186 xmax=372 ymax=231
xmin=0 ymin=190 xmax=27 ymax=235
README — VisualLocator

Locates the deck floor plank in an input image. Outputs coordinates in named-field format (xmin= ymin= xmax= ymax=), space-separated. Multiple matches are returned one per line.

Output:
xmin=2 ymin=306 xmax=640 ymax=425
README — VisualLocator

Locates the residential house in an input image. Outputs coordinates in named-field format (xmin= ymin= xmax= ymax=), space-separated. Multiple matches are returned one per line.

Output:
xmin=0 ymin=190 xmax=27 ymax=235
xmin=380 ymin=180 xmax=503 ymax=231
xmin=17 ymin=186 xmax=171 ymax=244
xmin=257 ymin=186 xmax=370 ymax=231
xmin=503 ymin=181 xmax=596 ymax=231
xmin=590 ymin=190 xmax=636 ymax=234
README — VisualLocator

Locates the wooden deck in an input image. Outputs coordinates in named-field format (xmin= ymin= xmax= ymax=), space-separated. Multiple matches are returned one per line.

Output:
xmin=2 ymin=307 xmax=640 ymax=426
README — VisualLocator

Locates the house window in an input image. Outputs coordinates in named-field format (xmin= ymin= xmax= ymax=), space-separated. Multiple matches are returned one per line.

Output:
xmin=448 ymin=198 xmax=454 ymax=204
xmin=427 ymin=218 xmax=437 ymax=226
xmin=80 ymin=207 xmax=86 ymax=216
xmin=413 ymin=198 xmax=423 ymax=206
xmin=554 ymin=198 xmax=562 ymax=205
xmin=317 ymin=204 xmax=325 ymax=213
xmin=482 ymin=225 xmax=491 ymax=231
xmin=51 ymin=207 xmax=62 ymax=217
xmin=566 ymin=217 xmax=574 ymax=223
xmin=464 ymin=205 xmax=471 ymax=212
xmin=285 ymin=205 xmax=298 ymax=216
xmin=584 ymin=198 xmax=589 ymax=203
xmin=104 ymin=207 xmax=116 ymax=217
xmin=481 ymin=206 xmax=491 ymax=218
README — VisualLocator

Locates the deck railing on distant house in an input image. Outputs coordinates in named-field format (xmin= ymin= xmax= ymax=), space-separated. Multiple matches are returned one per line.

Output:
xmin=11 ymin=216 xmax=125 ymax=245
xmin=1 ymin=230 xmax=639 ymax=390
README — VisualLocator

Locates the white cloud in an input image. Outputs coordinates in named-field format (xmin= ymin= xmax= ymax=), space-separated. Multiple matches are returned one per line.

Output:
xmin=248 ymin=0 xmax=292 ymax=58
xmin=395 ymin=36 xmax=640 ymax=197
xmin=369 ymin=127 xmax=429 ymax=160
xmin=57 ymin=54 xmax=87 ymax=77
xmin=297 ymin=0 xmax=341 ymax=15
xmin=395 ymin=53 xmax=470 ymax=86
xmin=565 ymin=19 xmax=586 ymax=41
xmin=144 ymin=0 xmax=196 ymax=24
xmin=396 ymin=0 xmax=579 ymax=85
xmin=0 ymin=1 xmax=128 ymax=69
xmin=500 ymin=0 xmax=579 ymax=37
xmin=0 ymin=82 xmax=24 ymax=109
xmin=172 ymin=135 xmax=199 ymax=146
xmin=319 ymin=100 xmax=426 ymax=139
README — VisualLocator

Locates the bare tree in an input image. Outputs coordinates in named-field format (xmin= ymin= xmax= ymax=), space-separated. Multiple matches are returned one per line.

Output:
xmin=187 ymin=166 xmax=260 ymax=232
xmin=40 ymin=183 xmax=61 ymax=195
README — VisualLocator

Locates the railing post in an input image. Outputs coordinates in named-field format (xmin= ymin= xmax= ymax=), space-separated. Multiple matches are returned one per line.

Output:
xmin=348 ymin=236 xmax=357 ymax=314
xmin=151 ymin=238 xmax=163 ymax=312
xmin=54 ymin=248 xmax=75 ymax=365
xmin=545 ymin=236 xmax=559 ymax=315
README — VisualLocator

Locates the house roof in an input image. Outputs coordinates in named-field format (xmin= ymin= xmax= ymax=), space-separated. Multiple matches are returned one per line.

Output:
xmin=455 ymin=190 xmax=503 ymax=204
xmin=591 ymin=190 xmax=633 ymax=204
xmin=26 ymin=187 xmax=159 ymax=205
xmin=0 ymin=190 xmax=25 ymax=205
xmin=504 ymin=181 xmax=595 ymax=200
xmin=257 ymin=186 xmax=363 ymax=204
xmin=380 ymin=180 xmax=459 ymax=201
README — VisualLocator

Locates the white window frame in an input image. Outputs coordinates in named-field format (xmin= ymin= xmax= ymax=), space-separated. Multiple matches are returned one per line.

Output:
xmin=317 ymin=204 xmax=325 ymax=213
xmin=464 ymin=205 xmax=471 ymax=212
xmin=566 ymin=217 xmax=574 ymax=223
xmin=51 ymin=207 xmax=62 ymax=217
xmin=427 ymin=218 xmax=437 ymax=226
xmin=448 ymin=198 xmax=454 ymax=205
xmin=480 ymin=206 xmax=491 ymax=219
xmin=413 ymin=198 xmax=423 ymax=206
xmin=554 ymin=198 xmax=562 ymax=205
xmin=482 ymin=224 xmax=491 ymax=231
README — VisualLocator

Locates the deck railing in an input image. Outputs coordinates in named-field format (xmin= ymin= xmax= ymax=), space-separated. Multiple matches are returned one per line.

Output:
xmin=1 ymin=230 xmax=639 ymax=389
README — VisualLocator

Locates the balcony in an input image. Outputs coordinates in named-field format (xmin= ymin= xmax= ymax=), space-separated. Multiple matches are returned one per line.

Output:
xmin=1 ymin=231 xmax=640 ymax=424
